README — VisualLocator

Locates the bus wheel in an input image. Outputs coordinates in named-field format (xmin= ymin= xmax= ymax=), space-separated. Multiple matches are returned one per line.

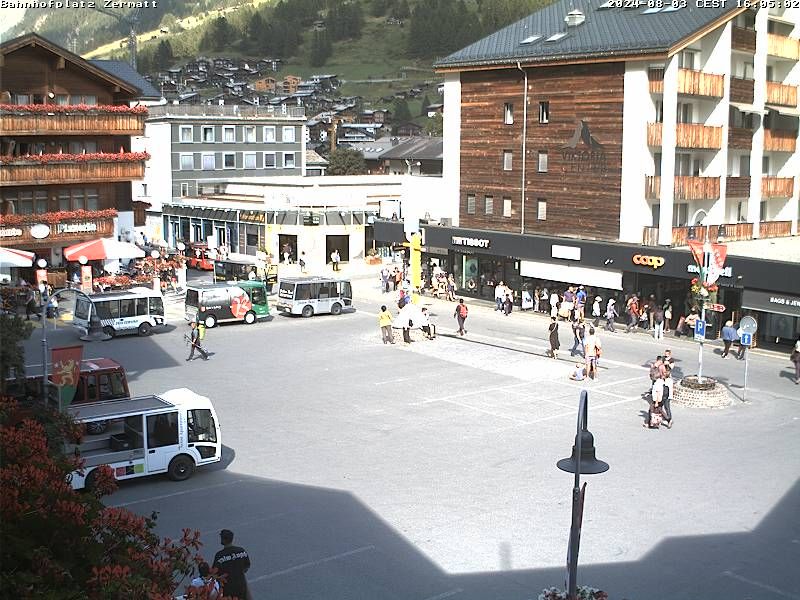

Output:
xmin=103 ymin=326 xmax=116 ymax=338
xmin=138 ymin=322 xmax=152 ymax=336
xmin=168 ymin=455 xmax=195 ymax=481
xmin=244 ymin=311 xmax=257 ymax=324
xmin=331 ymin=303 xmax=342 ymax=316
xmin=204 ymin=314 xmax=217 ymax=328
xmin=301 ymin=305 xmax=314 ymax=318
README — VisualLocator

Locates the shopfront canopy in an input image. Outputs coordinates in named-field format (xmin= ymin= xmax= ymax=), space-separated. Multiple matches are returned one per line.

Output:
xmin=0 ymin=247 xmax=35 ymax=267
xmin=64 ymin=238 xmax=145 ymax=262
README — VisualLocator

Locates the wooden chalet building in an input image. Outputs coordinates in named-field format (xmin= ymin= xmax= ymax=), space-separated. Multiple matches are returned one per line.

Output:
xmin=0 ymin=33 xmax=159 ymax=267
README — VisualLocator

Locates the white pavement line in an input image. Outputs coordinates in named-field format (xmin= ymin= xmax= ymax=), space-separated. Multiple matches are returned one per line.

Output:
xmin=110 ymin=479 xmax=247 ymax=508
xmin=722 ymin=571 xmax=800 ymax=599
xmin=421 ymin=589 xmax=464 ymax=600
xmin=415 ymin=381 xmax=533 ymax=405
xmin=198 ymin=512 xmax=290 ymax=538
xmin=374 ymin=376 xmax=414 ymax=385
xmin=442 ymin=398 xmax=532 ymax=424
xmin=249 ymin=545 xmax=376 ymax=583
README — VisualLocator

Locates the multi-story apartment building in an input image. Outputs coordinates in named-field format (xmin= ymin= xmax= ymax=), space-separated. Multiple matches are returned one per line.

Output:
xmin=375 ymin=2 xmax=799 ymax=345
xmin=133 ymin=104 xmax=307 ymax=249
xmin=0 ymin=34 xmax=158 ymax=279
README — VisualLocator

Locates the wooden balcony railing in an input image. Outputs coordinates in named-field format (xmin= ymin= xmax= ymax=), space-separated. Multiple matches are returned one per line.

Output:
xmin=762 ymin=176 xmax=794 ymax=197
xmin=0 ymin=159 xmax=146 ymax=186
xmin=764 ymin=128 xmax=798 ymax=152
xmin=766 ymin=81 xmax=798 ymax=107
xmin=648 ymin=68 xmax=664 ymax=94
xmin=725 ymin=176 xmax=751 ymax=197
xmin=676 ymin=123 xmax=723 ymax=149
xmin=644 ymin=175 xmax=720 ymax=200
xmin=760 ymin=220 xmax=792 ymax=238
xmin=0 ymin=214 xmax=115 ymax=247
xmin=643 ymin=220 xmax=792 ymax=247
xmin=732 ymin=26 xmax=756 ymax=53
xmin=767 ymin=33 xmax=800 ymax=61
xmin=0 ymin=111 xmax=146 ymax=136
xmin=730 ymin=77 xmax=755 ymax=104
xmin=647 ymin=68 xmax=724 ymax=97
xmin=728 ymin=126 xmax=753 ymax=150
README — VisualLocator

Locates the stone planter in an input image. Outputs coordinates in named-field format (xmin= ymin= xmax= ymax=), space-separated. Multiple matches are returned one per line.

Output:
xmin=672 ymin=376 xmax=732 ymax=408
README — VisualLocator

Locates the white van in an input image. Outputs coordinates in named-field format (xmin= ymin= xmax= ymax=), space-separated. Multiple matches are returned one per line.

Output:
xmin=74 ymin=287 xmax=165 ymax=337
xmin=276 ymin=277 xmax=353 ymax=317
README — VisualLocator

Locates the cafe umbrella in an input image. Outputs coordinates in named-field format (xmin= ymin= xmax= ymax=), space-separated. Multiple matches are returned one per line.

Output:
xmin=0 ymin=247 xmax=35 ymax=268
xmin=63 ymin=238 xmax=145 ymax=262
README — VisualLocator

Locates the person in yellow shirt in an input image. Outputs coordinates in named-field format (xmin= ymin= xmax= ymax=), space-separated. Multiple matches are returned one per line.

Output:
xmin=379 ymin=305 xmax=395 ymax=344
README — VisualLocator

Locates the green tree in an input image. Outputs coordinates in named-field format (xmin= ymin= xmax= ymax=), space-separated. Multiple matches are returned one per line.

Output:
xmin=327 ymin=148 xmax=367 ymax=175
xmin=310 ymin=30 xmax=332 ymax=67
xmin=200 ymin=16 xmax=234 ymax=52
xmin=392 ymin=97 xmax=412 ymax=122
xmin=155 ymin=39 xmax=174 ymax=71
xmin=420 ymin=94 xmax=431 ymax=116
xmin=0 ymin=315 xmax=34 ymax=395
xmin=371 ymin=0 xmax=388 ymax=17
xmin=424 ymin=113 xmax=444 ymax=136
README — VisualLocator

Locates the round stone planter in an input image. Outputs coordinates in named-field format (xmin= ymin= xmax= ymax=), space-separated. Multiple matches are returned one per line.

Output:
xmin=672 ymin=376 xmax=732 ymax=408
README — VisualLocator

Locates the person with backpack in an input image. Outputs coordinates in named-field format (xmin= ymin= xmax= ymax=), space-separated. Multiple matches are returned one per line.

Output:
xmin=625 ymin=295 xmax=640 ymax=333
xmin=186 ymin=321 xmax=209 ymax=361
xmin=454 ymin=298 xmax=468 ymax=336
xmin=653 ymin=304 xmax=665 ymax=340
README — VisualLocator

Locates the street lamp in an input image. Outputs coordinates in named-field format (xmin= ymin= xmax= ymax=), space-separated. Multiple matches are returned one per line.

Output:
xmin=36 ymin=258 xmax=49 ymax=401
xmin=557 ymin=391 xmax=609 ymax=600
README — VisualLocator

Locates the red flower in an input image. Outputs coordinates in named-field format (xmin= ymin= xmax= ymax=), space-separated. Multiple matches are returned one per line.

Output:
xmin=0 ymin=151 xmax=150 ymax=165
xmin=0 ymin=209 xmax=118 ymax=226
xmin=0 ymin=103 xmax=148 ymax=115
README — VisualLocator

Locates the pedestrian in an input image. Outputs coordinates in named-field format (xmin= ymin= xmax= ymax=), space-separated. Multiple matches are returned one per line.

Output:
xmin=550 ymin=289 xmax=560 ymax=319
xmin=604 ymin=298 xmax=618 ymax=332
xmin=330 ymin=249 xmax=338 ymax=271
xmin=25 ymin=287 xmax=38 ymax=320
xmin=643 ymin=396 xmax=665 ymax=429
xmin=625 ymin=295 xmax=639 ymax=333
xmin=585 ymin=327 xmax=601 ymax=380
xmin=334 ymin=249 xmax=341 ymax=271
xmin=547 ymin=316 xmax=560 ymax=359
xmin=394 ymin=268 xmax=402 ymax=291
xmin=402 ymin=316 xmax=413 ymax=344
xmin=454 ymin=298 xmax=468 ymax=336
xmin=380 ymin=267 xmax=390 ymax=293
xmin=663 ymin=349 xmax=675 ymax=371
xmin=447 ymin=274 xmax=456 ymax=301
xmin=186 ymin=321 xmax=209 ymax=361
xmin=576 ymin=286 xmax=587 ymax=320
xmin=570 ymin=316 xmax=585 ymax=358
xmin=47 ymin=295 xmax=59 ymax=319
xmin=212 ymin=529 xmax=250 ymax=600
xmin=560 ymin=286 xmax=575 ymax=320
xmin=653 ymin=303 xmax=665 ymax=340
xmin=591 ymin=296 xmax=602 ymax=328
xmin=791 ymin=338 xmax=800 ymax=384
xmin=503 ymin=293 xmax=513 ymax=316
xmin=248 ymin=267 xmax=257 ymax=281
xmin=420 ymin=307 xmax=436 ymax=339
xmin=647 ymin=295 xmax=657 ymax=330
xmin=299 ymin=251 xmax=307 ymax=274
xmin=685 ymin=309 xmax=699 ymax=338
xmin=379 ymin=305 xmax=394 ymax=344
xmin=187 ymin=561 xmax=221 ymax=599
xmin=663 ymin=299 xmax=673 ymax=333
xmin=534 ymin=287 xmax=541 ymax=313
xmin=721 ymin=320 xmax=737 ymax=358
xmin=494 ymin=281 xmax=506 ymax=311
xmin=662 ymin=364 xmax=674 ymax=428
xmin=569 ymin=363 xmax=586 ymax=381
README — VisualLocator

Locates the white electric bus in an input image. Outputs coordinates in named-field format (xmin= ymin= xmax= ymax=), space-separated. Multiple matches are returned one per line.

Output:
xmin=275 ymin=277 xmax=353 ymax=317
xmin=66 ymin=388 xmax=221 ymax=490
xmin=74 ymin=287 xmax=165 ymax=337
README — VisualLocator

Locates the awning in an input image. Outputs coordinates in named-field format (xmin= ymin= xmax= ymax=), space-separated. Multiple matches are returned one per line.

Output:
xmin=730 ymin=102 xmax=767 ymax=115
xmin=742 ymin=289 xmax=800 ymax=318
xmin=520 ymin=260 xmax=623 ymax=290
xmin=765 ymin=104 xmax=800 ymax=118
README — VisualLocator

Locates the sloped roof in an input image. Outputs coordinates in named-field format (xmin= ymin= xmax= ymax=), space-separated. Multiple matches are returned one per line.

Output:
xmin=305 ymin=149 xmax=328 ymax=166
xmin=435 ymin=0 xmax=745 ymax=70
xmin=380 ymin=136 xmax=443 ymax=161
xmin=89 ymin=60 xmax=162 ymax=100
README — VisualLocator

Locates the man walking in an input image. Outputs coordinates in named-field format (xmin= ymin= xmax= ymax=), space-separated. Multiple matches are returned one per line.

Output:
xmin=584 ymin=327 xmax=601 ymax=380
xmin=212 ymin=529 xmax=250 ymax=600
xmin=605 ymin=298 xmax=618 ymax=332
xmin=653 ymin=303 xmax=665 ymax=340
xmin=379 ymin=305 xmax=395 ymax=344
xmin=380 ymin=268 xmax=390 ymax=293
xmin=186 ymin=321 xmax=209 ymax=361
xmin=454 ymin=298 xmax=468 ymax=336
xmin=721 ymin=320 xmax=737 ymax=358
xmin=570 ymin=316 xmax=586 ymax=358
xmin=494 ymin=281 xmax=506 ymax=311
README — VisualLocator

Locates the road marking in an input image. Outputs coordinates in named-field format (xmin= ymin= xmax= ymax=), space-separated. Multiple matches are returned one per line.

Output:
xmin=249 ymin=545 xmax=376 ymax=582
xmin=110 ymin=479 xmax=247 ymax=507
xmin=722 ymin=571 xmax=800 ymax=599
xmin=198 ymin=512 xmax=290 ymax=538
xmin=374 ymin=376 xmax=414 ymax=385
xmin=441 ymin=399 xmax=532 ymax=424
xmin=422 ymin=589 xmax=464 ymax=600
xmin=415 ymin=381 xmax=534 ymax=405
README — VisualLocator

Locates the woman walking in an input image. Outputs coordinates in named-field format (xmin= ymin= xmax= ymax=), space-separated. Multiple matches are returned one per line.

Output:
xmin=791 ymin=338 xmax=800 ymax=384
xmin=547 ymin=316 xmax=560 ymax=359
xmin=604 ymin=298 xmax=618 ymax=332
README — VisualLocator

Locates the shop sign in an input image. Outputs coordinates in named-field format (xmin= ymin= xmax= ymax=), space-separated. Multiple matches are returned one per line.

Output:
xmin=742 ymin=289 xmax=800 ymax=318
xmin=57 ymin=222 xmax=98 ymax=234
xmin=551 ymin=244 xmax=581 ymax=261
xmin=687 ymin=264 xmax=732 ymax=278
xmin=632 ymin=254 xmax=665 ymax=269
xmin=451 ymin=236 xmax=491 ymax=249
xmin=0 ymin=227 xmax=23 ymax=238
xmin=30 ymin=224 xmax=51 ymax=239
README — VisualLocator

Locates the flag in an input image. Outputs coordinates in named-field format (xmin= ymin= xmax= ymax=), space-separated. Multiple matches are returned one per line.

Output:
xmin=687 ymin=241 xmax=705 ymax=268
xmin=705 ymin=243 xmax=728 ymax=286
xmin=50 ymin=346 xmax=83 ymax=407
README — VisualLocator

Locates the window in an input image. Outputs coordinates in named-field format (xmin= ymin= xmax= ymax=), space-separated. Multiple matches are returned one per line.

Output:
xmin=147 ymin=412 xmax=179 ymax=448
xmin=119 ymin=299 xmax=135 ymax=318
xmin=484 ymin=195 xmax=494 ymax=215
xmin=283 ymin=152 xmax=295 ymax=169
xmin=201 ymin=153 xmax=216 ymax=170
xmin=504 ymin=103 xmax=514 ymax=125
xmin=34 ymin=191 xmax=48 ymax=214
xmin=244 ymin=152 xmax=257 ymax=169
xmin=222 ymin=126 xmax=235 ymax=143
xmin=85 ymin=188 xmax=98 ymax=211
xmin=244 ymin=126 xmax=256 ymax=142
xmin=56 ymin=94 xmax=69 ymax=105
xmin=202 ymin=126 xmax=215 ymax=142
xmin=264 ymin=126 xmax=276 ymax=142
xmin=538 ymin=151 xmax=548 ymax=173
xmin=739 ymin=155 xmax=751 ymax=176
xmin=466 ymin=194 xmax=476 ymax=214
xmin=677 ymin=103 xmax=693 ymax=124
xmin=678 ymin=50 xmax=697 ymax=70
xmin=282 ymin=126 xmax=295 ymax=142
xmin=135 ymin=297 xmax=148 ymax=316
xmin=537 ymin=199 xmax=547 ymax=221
xmin=141 ymin=183 xmax=148 ymax=197
xmin=13 ymin=94 xmax=31 ymax=105
xmin=503 ymin=196 xmax=512 ymax=218
xmin=655 ymin=100 xmax=664 ymax=123
xmin=737 ymin=201 xmax=747 ymax=222
xmin=654 ymin=152 xmax=662 ymax=176
xmin=179 ymin=125 xmax=193 ymax=143
xmin=760 ymin=200 xmax=767 ymax=221
xmin=223 ymin=152 xmax=236 ymax=169
xmin=503 ymin=150 xmax=513 ymax=171
xmin=59 ymin=190 xmax=71 ymax=211
xmin=187 ymin=409 xmax=217 ymax=443
xmin=149 ymin=297 xmax=164 ymax=316
xmin=539 ymin=101 xmax=549 ymax=124
xmin=96 ymin=300 xmax=119 ymax=320
xmin=180 ymin=182 xmax=189 ymax=197
xmin=264 ymin=152 xmax=276 ymax=168
xmin=762 ymin=155 xmax=770 ymax=175
xmin=672 ymin=203 xmax=689 ymax=226
xmin=180 ymin=154 xmax=194 ymax=170
xmin=82 ymin=95 xmax=97 ymax=106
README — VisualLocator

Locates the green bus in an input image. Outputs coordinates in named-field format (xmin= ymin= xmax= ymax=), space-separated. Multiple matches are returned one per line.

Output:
xmin=185 ymin=280 xmax=270 ymax=328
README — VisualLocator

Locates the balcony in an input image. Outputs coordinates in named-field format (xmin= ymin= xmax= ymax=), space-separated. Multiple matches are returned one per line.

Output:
xmin=767 ymin=33 xmax=799 ymax=61
xmin=645 ymin=175 xmax=720 ymax=201
xmin=762 ymin=176 xmax=794 ymax=197
xmin=0 ymin=107 xmax=146 ymax=136
xmin=642 ymin=223 xmax=754 ymax=246
xmin=147 ymin=104 xmax=306 ymax=119
xmin=0 ymin=210 xmax=116 ymax=248
xmin=760 ymin=220 xmax=793 ymax=238
xmin=725 ymin=176 xmax=751 ymax=197
xmin=766 ymin=81 xmax=798 ymax=107
xmin=0 ymin=153 xmax=147 ymax=186
xmin=764 ymin=128 xmax=798 ymax=152
xmin=728 ymin=126 xmax=753 ymax=150
xmin=647 ymin=68 xmax=724 ymax=98
xmin=732 ymin=26 xmax=756 ymax=53
xmin=647 ymin=122 xmax=723 ymax=150
xmin=730 ymin=77 xmax=755 ymax=104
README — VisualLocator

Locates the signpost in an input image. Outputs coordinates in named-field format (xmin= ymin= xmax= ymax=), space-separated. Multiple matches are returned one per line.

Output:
xmin=738 ymin=316 xmax=758 ymax=403
xmin=694 ymin=319 xmax=706 ymax=342
xmin=707 ymin=303 xmax=726 ymax=312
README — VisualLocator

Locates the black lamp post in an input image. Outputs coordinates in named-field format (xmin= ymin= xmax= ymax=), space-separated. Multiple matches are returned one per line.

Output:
xmin=557 ymin=391 xmax=609 ymax=600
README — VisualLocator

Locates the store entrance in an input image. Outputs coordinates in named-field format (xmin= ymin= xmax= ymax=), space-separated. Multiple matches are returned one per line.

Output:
xmin=278 ymin=234 xmax=297 ymax=264
xmin=453 ymin=253 xmax=520 ymax=301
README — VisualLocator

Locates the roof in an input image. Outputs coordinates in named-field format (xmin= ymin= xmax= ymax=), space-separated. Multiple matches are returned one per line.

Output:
xmin=434 ymin=0 xmax=745 ymax=70
xmin=380 ymin=136 xmax=443 ymax=161
xmin=305 ymin=149 xmax=329 ymax=166
xmin=89 ymin=59 xmax=163 ymax=99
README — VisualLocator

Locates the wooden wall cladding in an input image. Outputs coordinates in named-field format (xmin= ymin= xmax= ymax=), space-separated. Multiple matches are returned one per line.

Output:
xmin=459 ymin=63 xmax=625 ymax=241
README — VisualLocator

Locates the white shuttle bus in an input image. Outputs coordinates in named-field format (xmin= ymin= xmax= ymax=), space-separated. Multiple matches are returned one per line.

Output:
xmin=66 ymin=388 xmax=221 ymax=490
xmin=74 ymin=287 xmax=165 ymax=338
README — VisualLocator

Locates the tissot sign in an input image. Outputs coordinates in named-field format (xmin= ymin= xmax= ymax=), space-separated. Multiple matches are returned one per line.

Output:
xmin=451 ymin=236 xmax=491 ymax=248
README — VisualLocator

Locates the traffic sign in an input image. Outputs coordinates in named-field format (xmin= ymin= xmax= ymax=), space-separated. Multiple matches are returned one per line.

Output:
xmin=740 ymin=316 xmax=758 ymax=335
xmin=707 ymin=303 xmax=726 ymax=312
xmin=694 ymin=319 xmax=706 ymax=341
xmin=740 ymin=332 xmax=753 ymax=347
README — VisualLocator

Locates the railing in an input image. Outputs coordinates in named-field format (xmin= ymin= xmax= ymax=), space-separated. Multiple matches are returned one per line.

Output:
xmin=0 ymin=159 xmax=146 ymax=186
xmin=646 ymin=68 xmax=724 ymax=97
xmin=0 ymin=111 xmax=146 ymax=135
xmin=725 ymin=176 xmax=751 ymax=197
xmin=766 ymin=81 xmax=798 ymax=107
xmin=642 ymin=221 xmax=793 ymax=246
xmin=762 ymin=176 xmax=794 ymax=197
xmin=147 ymin=104 xmax=306 ymax=119
xmin=647 ymin=123 xmax=723 ymax=149
xmin=730 ymin=77 xmax=755 ymax=104
xmin=0 ymin=214 xmax=115 ymax=247
xmin=732 ymin=27 xmax=756 ymax=53
xmin=759 ymin=220 xmax=792 ymax=238
xmin=648 ymin=68 xmax=664 ymax=94
xmin=764 ymin=128 xmax=798 ymax=152
xmin=644 ymin=175 xmax=720 ymax=200
xmin=728 ymin=126 xmax=753 ymax=149
xmin=767 ymin=33 xmax=800 ymax=61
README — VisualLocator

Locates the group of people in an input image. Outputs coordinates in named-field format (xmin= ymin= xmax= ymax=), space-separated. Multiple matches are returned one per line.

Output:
xmin=183 ymin=529 xmax=250 ymax=600
xmin=531 ymin=285 xmax=589 ymax=321
xmin=378 ymin=303 xmax=436 ymax=344
xmin=644 ymin=350 xmax=676 ymax=429
xmin=493 ymin=281 xmax=515 ymax=316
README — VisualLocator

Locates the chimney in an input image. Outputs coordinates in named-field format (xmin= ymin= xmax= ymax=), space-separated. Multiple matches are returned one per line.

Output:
xmin=565 ymin=9 xmax=586 ymax=27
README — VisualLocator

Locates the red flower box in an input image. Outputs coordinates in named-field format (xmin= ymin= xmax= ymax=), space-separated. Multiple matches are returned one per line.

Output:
xmin=0 ymin=103 xmax=148 ymax=115
xmin=0 ymin=209 xmax=118 ymax=226
xmin=0 ymin=152 xmax=150 ymax=165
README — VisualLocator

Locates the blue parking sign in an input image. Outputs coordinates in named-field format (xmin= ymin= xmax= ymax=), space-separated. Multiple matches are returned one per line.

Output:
xmin=740 ymin=332 xmax=752 ymax=347
xmin=694 ymin=319 xmax=706 ymax=341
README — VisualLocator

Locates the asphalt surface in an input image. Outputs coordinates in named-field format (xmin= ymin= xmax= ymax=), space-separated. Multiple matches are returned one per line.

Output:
xmin=21 ymin=270 xmax=800 ymax=600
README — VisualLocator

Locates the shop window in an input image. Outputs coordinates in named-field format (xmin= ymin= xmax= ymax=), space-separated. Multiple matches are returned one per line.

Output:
xmin=503 ymin=150 xmax=513 ymax=171
xmin=484 ymin=195 xmax=494 ymax=215
xmin=244 ymin=152 xmax=257 ymax=169
xmin=503 ymin=103 xmax=514 ymax=125
xmin=264 ymin=152 xmax=276 ymax=168
xmin=244 ymin=126 xmax=256 ymax=142
xmin=538 ymin=151 xmax=548 ymax=173
xmin=264 ymin=126 xmax=276 ymax=143
xmin=223 ymin=126 xmax=236 ymax=143
xmin=503 ymin=197 xmax=512 ymax=218
xmin=537 ymin=199 xmax=547 ymax=221
xmin=179 ymin=125 xmax=193 ymax=143
xmin=202 ymin=126 xmax=215 ymax=142
xmin=466 ymin=194 xmax=476 ymax=215
xmin=223 ymin=153 xmax=236 ymax=169
xmin=539 ymin=101 xmax=549 ymax=124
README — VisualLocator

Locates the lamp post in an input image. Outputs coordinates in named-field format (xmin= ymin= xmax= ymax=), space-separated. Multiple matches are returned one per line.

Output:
xmin=37 ymin=258 xmax=49 ymax=401
xmin=557 ymin=391 xmax=609 ymax=600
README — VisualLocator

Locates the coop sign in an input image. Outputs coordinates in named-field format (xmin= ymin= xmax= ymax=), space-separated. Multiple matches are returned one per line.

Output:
xmin=0 ymin=227 xmax=23 ymax=238
xmin=451 ymin=236 xmax=491 ymax=249
xmin=57 ymin=222 xmax=98 ymax=234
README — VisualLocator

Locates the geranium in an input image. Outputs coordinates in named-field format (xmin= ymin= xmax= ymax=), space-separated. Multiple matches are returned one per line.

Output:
xmin=0 ymin=208 xmax=118 ymax=226
xmin=0 ymin=103 xmax=148 ymax=115
xmin=539 ymin=586 xmax=609 ymax=600
xmin=0 ymin=151 xmax=150 ymax=165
